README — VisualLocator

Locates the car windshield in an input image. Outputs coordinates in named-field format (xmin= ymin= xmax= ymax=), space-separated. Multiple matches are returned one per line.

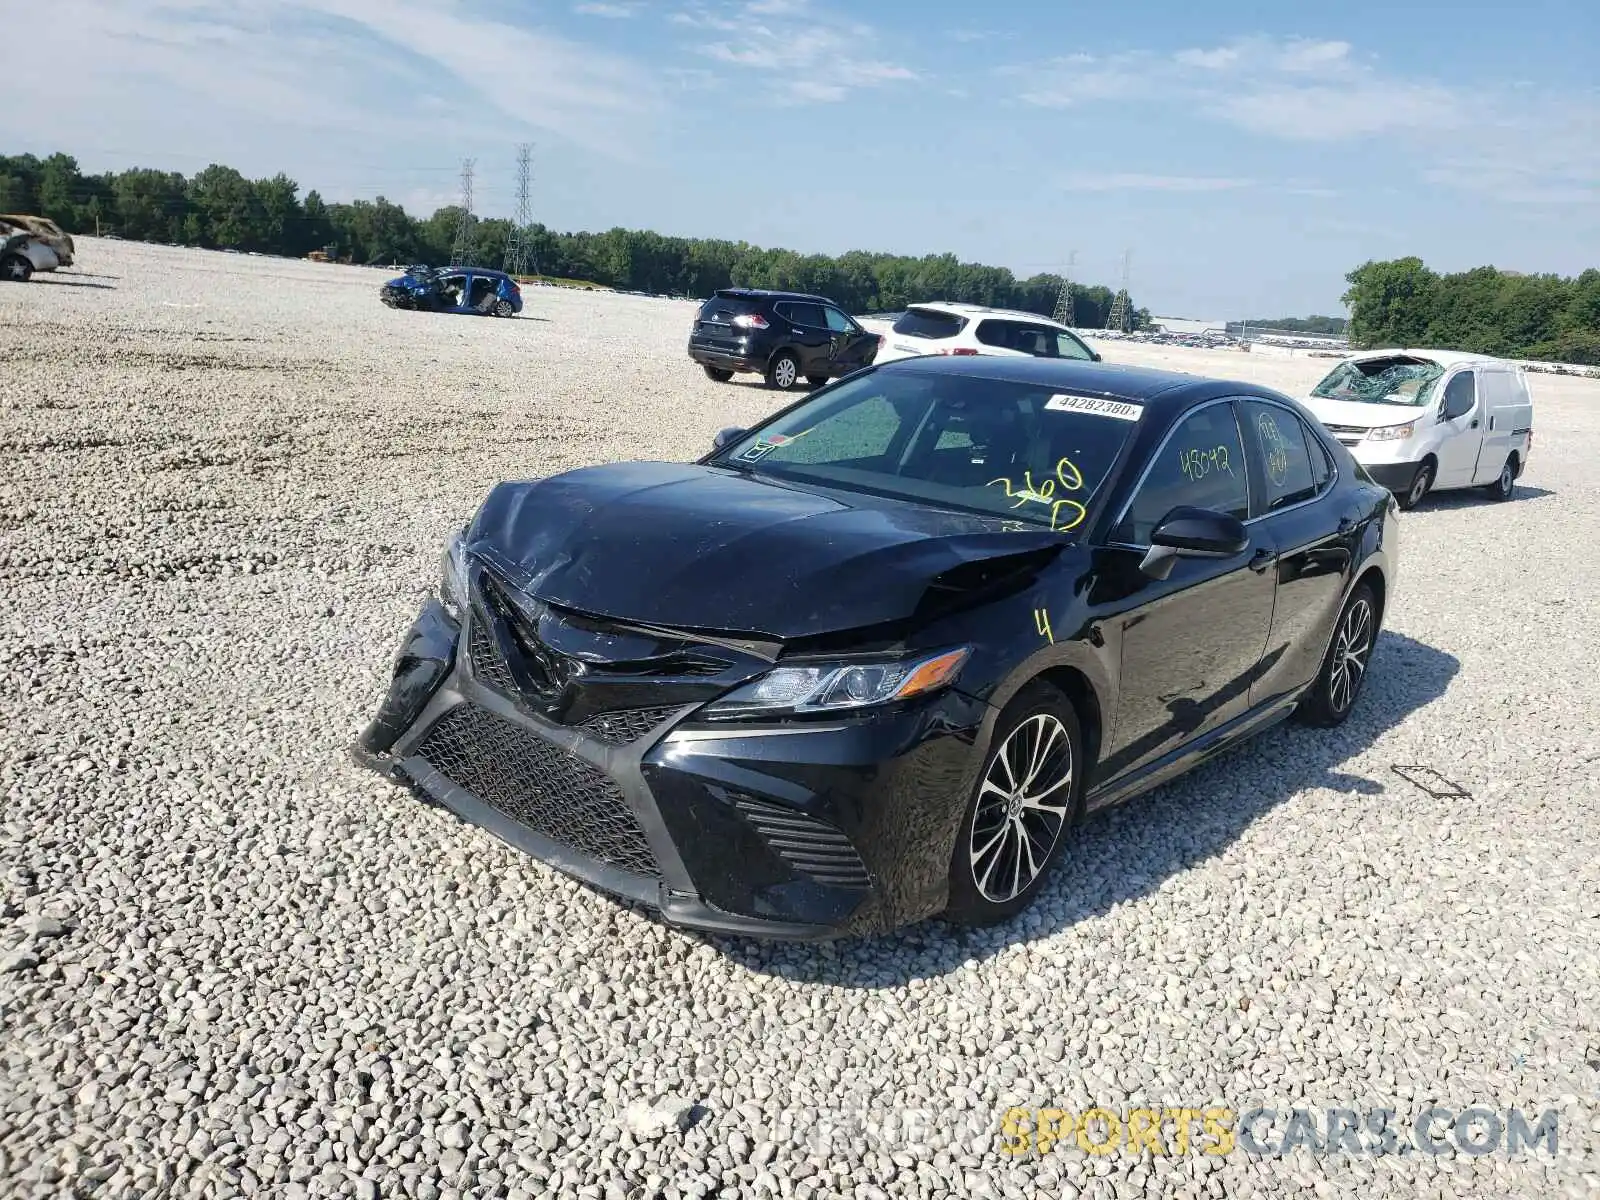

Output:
xmin=711 ymin=369 xmax=1142 ymax=535
xmin=1310 ymin=356 xmax=1445 ymax=407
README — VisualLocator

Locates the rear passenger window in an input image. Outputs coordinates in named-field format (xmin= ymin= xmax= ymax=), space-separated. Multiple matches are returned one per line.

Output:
xmin=1113 ymin=404 xmax=1249 ymax=544
xmin=976 ymin=320 xmax=1019 ymax=349
xmin=778 ymin=302 xmax=826 ymax=327
xmin=1304 ymin=425 xmax=1333 ymax=490
xmin=893 ymin=309 xmax=966 ymax=340
xmin=1243 ymin=401 xmax=1320 ymax=511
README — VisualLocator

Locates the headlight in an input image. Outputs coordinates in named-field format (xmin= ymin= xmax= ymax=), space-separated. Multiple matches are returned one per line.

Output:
xmin=703 ymin=647 xmax=971 ymax=717
xmin=1366 ymin=421 xmax=1415 ymax=441
xmin=437 ymin=529 xmax=468 ymax=620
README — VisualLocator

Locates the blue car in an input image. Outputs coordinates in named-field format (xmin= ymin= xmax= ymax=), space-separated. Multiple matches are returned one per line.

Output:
xmin=381 ymin=265 xmax=523 ymax=317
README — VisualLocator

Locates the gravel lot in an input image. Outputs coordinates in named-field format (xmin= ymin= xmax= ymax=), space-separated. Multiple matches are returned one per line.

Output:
xmin=3 ymin=239 xmax=1598 ymax=1200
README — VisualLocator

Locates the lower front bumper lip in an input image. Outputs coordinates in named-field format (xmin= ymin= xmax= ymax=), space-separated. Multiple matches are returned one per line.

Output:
xmin=352 ymin=738 xmax=848 ymax=940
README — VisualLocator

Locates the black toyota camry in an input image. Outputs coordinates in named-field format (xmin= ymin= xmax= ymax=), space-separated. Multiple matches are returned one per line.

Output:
xmin=355 ymin=355 xmax=1400 ymax=939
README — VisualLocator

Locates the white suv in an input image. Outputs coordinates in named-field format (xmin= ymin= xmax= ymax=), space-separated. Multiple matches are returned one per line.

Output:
xmin=866 ymin=302 xmax=1102 ymax=365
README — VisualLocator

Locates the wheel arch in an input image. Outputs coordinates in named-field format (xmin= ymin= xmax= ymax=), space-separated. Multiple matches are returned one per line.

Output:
xmin=1354 ymin=563 xmax=1387 ymax=629
xmin=983 ymin=663 xmax=1105 ymax=825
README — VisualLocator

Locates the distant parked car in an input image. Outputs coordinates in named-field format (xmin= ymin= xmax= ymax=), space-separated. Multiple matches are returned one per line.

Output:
xmin=872 ymin=302 xmax=1103 ymax=365
xmin=687 ymin=288 xmax=880 ymax=389
xmin=0 ymin=232 xmax=59 ymax=282
xmin=1299 ymin=348 xmax=1533 ymax=509
xmin=381 ymin=265 xmax=523 ymax=317
xmin=0 ymin=215 xmax=74 ymax=267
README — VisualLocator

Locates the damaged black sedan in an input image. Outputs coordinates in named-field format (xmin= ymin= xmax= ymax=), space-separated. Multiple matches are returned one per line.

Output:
xmin=354 ymin=355 xmax=1399 ymax=939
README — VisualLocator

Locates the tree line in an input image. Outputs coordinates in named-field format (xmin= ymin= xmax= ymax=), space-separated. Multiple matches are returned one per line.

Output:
xmin=1232 ymin=315 xmax=1349 ymax=336
xmin=1344 ymin=258 xmax=1600 ymax=365
xmin=0 ymin=150 xmax=1148 ymax=324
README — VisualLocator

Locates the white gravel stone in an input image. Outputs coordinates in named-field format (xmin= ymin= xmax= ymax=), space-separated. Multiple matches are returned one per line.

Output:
xmin=1 ymin=239 xmax=1597 ymax=1199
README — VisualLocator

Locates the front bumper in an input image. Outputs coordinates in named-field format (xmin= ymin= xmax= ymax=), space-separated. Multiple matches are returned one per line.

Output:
xmin=355 ymin=595 xmax=986 ymax=940
xmin=1360 ymin=460 xmax=1424 ymax=493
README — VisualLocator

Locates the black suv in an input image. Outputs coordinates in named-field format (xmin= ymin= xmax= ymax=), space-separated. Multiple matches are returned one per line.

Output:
xmin=687 ymin=288 xmax=881 ymax=389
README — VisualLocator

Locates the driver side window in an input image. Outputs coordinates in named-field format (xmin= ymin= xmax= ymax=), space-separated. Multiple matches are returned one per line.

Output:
xmin=823 ymin=306 xmax=856 ymax=334
xmin=1442 ymin=371 xmax=1476 ymax=417
xmin=1112 ymin=403 xmax=1250 ymax=545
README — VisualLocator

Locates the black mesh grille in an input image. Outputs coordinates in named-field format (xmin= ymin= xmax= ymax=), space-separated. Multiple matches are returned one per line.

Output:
xmin=731 ymin=793 xmax=871 ymax=889
xmin=467 ymin=617 xmax=519 ymax=696
xmin=413 ymin=704 xmax=659 ymax=878
xmin=576 ymin=706 xmax=682 ymax=745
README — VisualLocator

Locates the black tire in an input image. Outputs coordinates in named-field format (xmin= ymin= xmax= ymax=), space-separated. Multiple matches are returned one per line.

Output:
xmin=944 ymin=680 xmax=1084 ymax=926
xmin=1 ymin=254 xmax=32 ymax=283
xmin=492 ymin=299 xmax=515 ymax=317
xmin=805 ymin=374 xmax=830 ymax=388
xmin=1295 ymin=580 xmax=1379 ymax=728
xmin=765 ymin=351 xmax=800 ymax=390
xmin=1483 ymin=455 xmax=1516 ymax=501
xmin=702 ymin=365 xmax=733 ymax=383
xmin=1395 ymin=460 xmax=1433 ymax=510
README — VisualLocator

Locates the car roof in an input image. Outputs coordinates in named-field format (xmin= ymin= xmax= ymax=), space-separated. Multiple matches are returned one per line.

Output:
xmin=715 ymin=287 xmax=833 ymax=303
xmin=903 ymin=300 xmax=1071 ymax=328
xmin=879 ymin=353 xmax=1261 ymax=414
xmin=1346 ymin=347 xmax=1508 ymax=367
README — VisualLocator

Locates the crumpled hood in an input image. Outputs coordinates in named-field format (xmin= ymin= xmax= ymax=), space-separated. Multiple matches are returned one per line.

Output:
xmin=1301 ymin=395 xmax=1431 ymax=429
xmin=462 ymin=461 xmax=1067 ymax=640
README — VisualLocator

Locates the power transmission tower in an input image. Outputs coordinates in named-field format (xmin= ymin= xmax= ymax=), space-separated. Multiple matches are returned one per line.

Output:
xmin=1052 ymin=250 xmax=1078 ymax=328
xmin=503 ymin=144 xmax=535 ymax=278
xmin=1105 ymin=249 xmax=1132 ymax=333
xmin=449 ymin=157 xmax=476 ymax=268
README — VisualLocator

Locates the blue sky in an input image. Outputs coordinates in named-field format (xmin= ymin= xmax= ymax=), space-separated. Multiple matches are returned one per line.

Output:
xmin=6 ymin=0 xmax=1597 ymax=315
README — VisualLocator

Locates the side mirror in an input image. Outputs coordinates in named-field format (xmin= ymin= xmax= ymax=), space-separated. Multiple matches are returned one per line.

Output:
xmin=1138 ymin=506 xmax=1249 ymax=580
xmin=1090 ymin=351 xmax=1103 ymax=362
xmin=712 ymin=426 xmax=747 ymax=451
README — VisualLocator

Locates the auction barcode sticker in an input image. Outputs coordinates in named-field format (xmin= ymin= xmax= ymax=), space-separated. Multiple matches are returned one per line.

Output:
xmin=1044 ymin=394 xmax=1143 ymax=420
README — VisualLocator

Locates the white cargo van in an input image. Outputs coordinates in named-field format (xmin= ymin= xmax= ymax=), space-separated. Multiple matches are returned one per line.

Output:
xmin=1300 ymin=349 xmax=1533 ymax=510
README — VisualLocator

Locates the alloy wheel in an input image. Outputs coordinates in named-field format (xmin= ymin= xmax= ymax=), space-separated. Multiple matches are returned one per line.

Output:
xmin=968 ymin=713 xmax=1073 ymax=904
xmin=773 ymin=356 xmax=797 ymax=389
xmin=1328 ymin=597 xmax=1373 ymax=715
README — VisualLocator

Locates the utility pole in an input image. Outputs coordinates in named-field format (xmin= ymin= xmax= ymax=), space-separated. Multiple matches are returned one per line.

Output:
xmin=1052 ymin=250 xmax=1078 ymax=328
xmin=449 ymin=157 xmax=476 ymax=268
xmin=1105 ymin=249 xmax=1132 ymax=333
xmin=502 ymin=144 xmax=536 ymax=278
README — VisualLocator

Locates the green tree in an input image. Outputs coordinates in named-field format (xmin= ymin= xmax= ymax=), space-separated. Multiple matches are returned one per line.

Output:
xmin=1343 ymin=257 xmax=1439 ymax=347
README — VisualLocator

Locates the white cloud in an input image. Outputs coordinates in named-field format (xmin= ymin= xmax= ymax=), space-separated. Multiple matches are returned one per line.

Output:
xmin=1017 ymin=36 xmax=1463 ymax=140
xmin=574 ymin=2 xmax=640 ymax=15
xmin=1014 ymin=37 xmax=1599 ymax=206
xmin=1060 ymin=173 xmax=1255 ymax=193
xmin=1210 ymin=81 xmax=1460 ymax=140
xmin=673 ymin=0 xmax=916 ymax=103
xmin=1 ymin=0 xmax=664 ymax=175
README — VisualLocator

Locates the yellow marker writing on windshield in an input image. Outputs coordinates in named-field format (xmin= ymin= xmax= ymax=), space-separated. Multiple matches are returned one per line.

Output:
xmin=989 ymin=456 xmax=1087 ymax=532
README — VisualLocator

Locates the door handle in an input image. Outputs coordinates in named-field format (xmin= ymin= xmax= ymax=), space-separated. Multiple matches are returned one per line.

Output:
xmin=1248 ymin=549 xmax=1277 ymax=574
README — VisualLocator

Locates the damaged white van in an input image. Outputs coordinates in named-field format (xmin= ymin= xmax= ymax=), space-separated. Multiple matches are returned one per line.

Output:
xmin=1300 ymin=349 xmax=1533 ymax=510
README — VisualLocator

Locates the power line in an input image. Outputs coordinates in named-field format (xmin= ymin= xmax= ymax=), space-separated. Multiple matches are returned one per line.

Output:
xmin=449 ymin=158 xmax=475 ymax=268
xmin=503 ymin=144 xmax=535 ymax=278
